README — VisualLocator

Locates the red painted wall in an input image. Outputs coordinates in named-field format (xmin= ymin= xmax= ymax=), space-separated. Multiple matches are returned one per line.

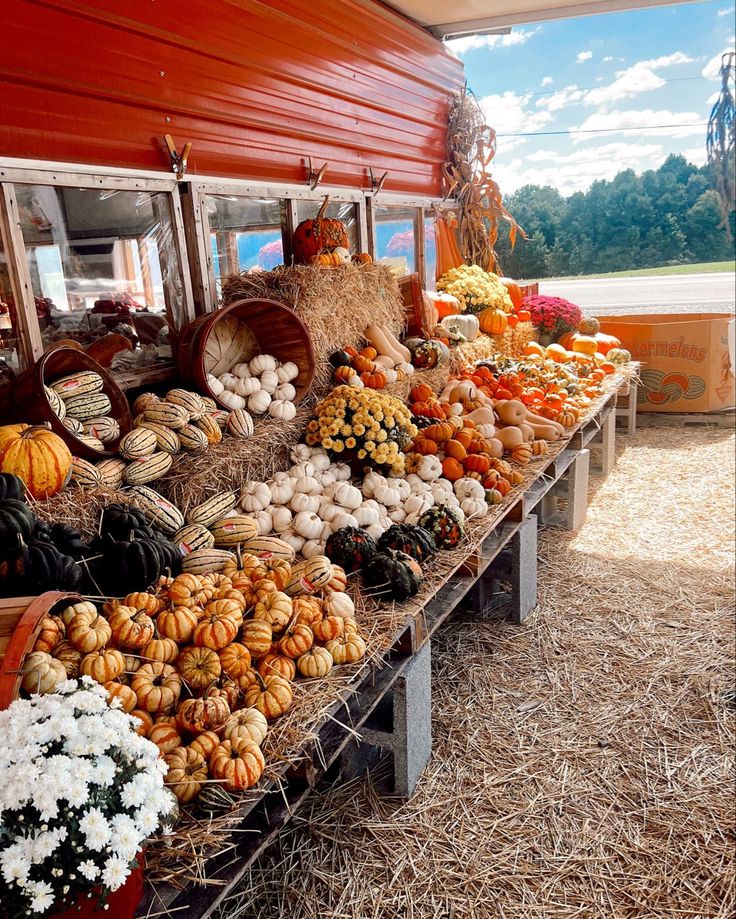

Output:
xmin=0 ymin=0 xmax=464 ymax=196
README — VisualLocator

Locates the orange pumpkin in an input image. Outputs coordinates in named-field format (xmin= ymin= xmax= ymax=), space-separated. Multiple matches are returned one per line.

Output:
xmin=360 ymin=371 xmax=386 ymax=389
xmin=522 ymin=342 xmax=544 ymax=357
xmin=410 ymin=384 xmax=434 ymax=403
xmin=423 ymin=421 xmax=454 ymax=443
xmin=210 ymin=737 xmax=265 ymax=791
xmin=412 ymin=437 xmax=438 ymax=456
xmin=463 ymin=454 xmax=491 ymax=475
xmin=594 ymin=332 xmax=620 ymax=356
xmin=444 ymin=439 xmax=467 ymax=462
xmin=0 ymin=424 xmax=72 ymax=499
xmin=441 ymin=457 xmax=464 ymax=482
xmin=572 ymin=336 xmax=597 ymax=356
xmin=360 ymin=346 xmax=378 ymax=360
xmin=478 ymin=309 xmax=508 ymax=336
xmin=351 ymin=355 xmax=375 ymax=374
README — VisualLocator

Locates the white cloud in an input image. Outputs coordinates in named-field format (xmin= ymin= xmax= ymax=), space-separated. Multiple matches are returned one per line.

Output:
xmin=717 ymin=7 xmax=732 ymax=15
xmin=446 ymin=28 xmax=539 ymax=55
xmin=585 ymin=51 xmax=694 ymax=106
xmin=571 ymin=108 xmax=704 ymax=142
xmin=541 ymin=76 xmax=554 ymax=87
xmin=577 ymin=50 xmax=593 ymax=62
xmin=603 ymin=55 xmax=615 ymax=63
xmin=679 ymin=145 xmax=708 ymax=166
xmin=495 ymin=142 xmax=666 ymax=195
xmin=536 ymin=85 xmax=585 ymax=111
xmin=479 ymin=91 xmax=554 ymax=136
xmin=702 ymin=39 xmax=736 ymax=79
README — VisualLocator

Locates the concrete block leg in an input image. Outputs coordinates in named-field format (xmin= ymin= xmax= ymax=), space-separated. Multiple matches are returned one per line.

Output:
xmin=616 ymin=381 xmax=637 ymax=435
xmin=540 ymin=449 xmax=590 ymax=531
xmin=358 ymin=641 xmax=432 ymax=798
xmin=590 ymin=410 xmax=616 ymax=477
xmin=510 ymin=514 xmax=537 ymax=624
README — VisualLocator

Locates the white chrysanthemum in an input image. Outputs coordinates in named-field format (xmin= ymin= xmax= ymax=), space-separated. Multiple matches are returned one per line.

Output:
xmin=79 ymin=808 xmax=111 ymax=851
xmin=110 ymin=814 xmax=141 ymax=862
xmin=101 ymin=856 xmax=130 ymax=891
xmin=0 ymin=845 xmax=32 ymax=885
xmin=78 ymin=859 xmax=100 ymax=882
xmin=29 ymin=880 xmax=55 ymax=913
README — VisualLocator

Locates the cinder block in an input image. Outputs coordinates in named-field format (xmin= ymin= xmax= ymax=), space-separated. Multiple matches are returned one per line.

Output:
xmin=358 ymin=641 xmax=432 ymax=798
xmin=590 ymin=409 xmax=616 ymax=477
xmin=616 ymin=380 xmax=637 ymax=435
xmin=510 ymin=514 xmax=537 ymax=624
xmin=540 ymin=449 xmax=589 ymax=531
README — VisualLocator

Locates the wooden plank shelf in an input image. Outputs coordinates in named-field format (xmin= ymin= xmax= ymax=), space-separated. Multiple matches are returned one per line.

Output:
xmin=137 ymin=375 xmax=630 ymax=918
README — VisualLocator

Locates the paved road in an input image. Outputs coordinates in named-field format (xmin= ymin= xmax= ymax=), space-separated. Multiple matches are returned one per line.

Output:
xmin=538 ymin=272 xmax=735 ymax=316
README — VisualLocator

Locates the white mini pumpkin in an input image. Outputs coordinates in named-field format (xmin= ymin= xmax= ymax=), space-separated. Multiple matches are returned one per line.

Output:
xmin=271 ymin=506 xmax=293 ymax=533
xmin=320 ymin=520 xmax=334 ymax=541
xmin=250 ymin=354 xmax=277 ymax=375
xmin=387 ymin=477 xmax=411 ymax=500
xmin=219 ymin=390 xmax=246 ymax=410
xmin=253 ymin=509 xmax=274 ymax=535
xmin=294 ymin=475 xmax=321 ymax=495
xmin=362 ymin=471 xmax=386 ymax=498
xmin=233 ymin=377 xmax=261 ymax=397
xmin=374 ymin=485 xmax=400 ymax=508
xmin=309 ymin=451 xmax=331 ymax=472
xmin=207 ymin=374 xmax=225 ymax=396
xmin=274 ymin=383 xmax=296 ymax=402
xmin=290 ymin=492 xmax=321 ymax=514
xmin=417 ymin=455 xmax=443 ymax=482
xmin=461 ymin=496 xmax=488 ymax=519
xmin=240 ymin=481 xmax=273 ymax=513
xmin=319 ymin=469 xmax=337 ymax=487
xmin=301 ymin=539 xmax=324 ymax=559
xmin=387 ymin=507 xmax=406 ymax=524
xmin=269 ymin=473 xmax=295 ymax=505
xmin=332 ymin=463 xmax=352 ymax=482
xmin=323 ymin=592 xmax=355 ymax=619
xmin=366 ymin=523 xmax=386 ymax=542
xmin=404 ymin=493 xmax=432 ymax=516
xmin=383 ymin=369 xmax=398 ymax=384
xmin=454 ymin=478 xmax=484 ymax=501
xmin=290 ymin=461 xmax=316 ymax=478
xmin=259 ymin=370 xmax=279 ymax=394
xmin=277 ymin=361 xmax=299 ymax=383
xmin=219 ymin=372 xmax=238 ymax=390
xmin=334 ymin=483 xmax=362 ymax=511
xmin=293 ymin=511 xmax=323 ymax=540
xmin=290 ymin=443 xmax=312 ymax=463
xmin=395 ymin=362 xmax=414 ymax=376
xmin=232 ymin=362 xmax=252 ymax=378
xmin=331 ymin=511 xmax=358 ymax=531
xmin=248 ymin=390 xmax=272 ymax=414
xmin=353 ymin=505 xmax=380 ymax=527
xmin=319 ymin=501 xmax=341 ymax=523
xmin=269 ymin=400 xmax=297 ymax=421
xmin=280 ymin=530 xmax=306 ymax=553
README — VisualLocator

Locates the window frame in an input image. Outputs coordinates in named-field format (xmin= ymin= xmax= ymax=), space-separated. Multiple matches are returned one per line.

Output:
xmin=0 ymin=166 xmax=195 ymax=387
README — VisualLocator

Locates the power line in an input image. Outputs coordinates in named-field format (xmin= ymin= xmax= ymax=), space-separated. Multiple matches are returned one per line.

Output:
xmin=497 ymin=122 xmax=708 ymax=137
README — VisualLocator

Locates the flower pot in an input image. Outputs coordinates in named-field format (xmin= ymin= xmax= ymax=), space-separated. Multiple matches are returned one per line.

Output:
xmin=51 ymin=857 xmax=144 ymax=919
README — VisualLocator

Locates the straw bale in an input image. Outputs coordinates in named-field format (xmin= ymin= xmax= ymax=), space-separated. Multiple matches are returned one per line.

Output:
xmin=221 ymin=264 xmax=406 ymax=398
xmin=212 ymin=423 xmax=736 ymax=919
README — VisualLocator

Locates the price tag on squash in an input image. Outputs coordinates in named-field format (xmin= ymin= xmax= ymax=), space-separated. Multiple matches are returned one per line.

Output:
xmin=300 ymin=576 xmax=315 ymax=593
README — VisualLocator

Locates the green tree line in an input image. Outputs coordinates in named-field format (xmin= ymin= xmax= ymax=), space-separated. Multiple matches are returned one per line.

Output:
xmin=495 ymin=154 xmax=735 ymax=279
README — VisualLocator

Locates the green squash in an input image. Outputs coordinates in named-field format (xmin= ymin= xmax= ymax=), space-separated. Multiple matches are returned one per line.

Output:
xmin=325 ymin=526 xmax=377 ymax=573
xmin=378 ymin=524 xmax=436 ymax=563
xmin=363 ymin=549 xmax=423 ymax=602
xmin=418 ymin=504 xmax=465 ymax=549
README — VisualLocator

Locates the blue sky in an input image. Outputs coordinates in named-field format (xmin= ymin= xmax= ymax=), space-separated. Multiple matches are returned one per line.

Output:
xmin=447 ymin=0 xmax=735 ymax=196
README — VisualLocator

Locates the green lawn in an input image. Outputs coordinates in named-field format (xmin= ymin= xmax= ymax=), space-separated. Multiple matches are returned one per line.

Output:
xmin=538 ymin=260 xmax=734 ymax=282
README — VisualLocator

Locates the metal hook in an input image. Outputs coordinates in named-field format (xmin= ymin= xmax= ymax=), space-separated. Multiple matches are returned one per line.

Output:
xmin=307 ymin=157 xmax=329 ymax=190
xmin=164 ymin=134 xmax=192 ymax=181
xmin=369 ymin=167 xmax=389 ymax=196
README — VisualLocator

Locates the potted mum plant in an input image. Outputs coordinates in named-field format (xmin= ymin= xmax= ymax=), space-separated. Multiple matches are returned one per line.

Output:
xmin=522 ymin=294 xmax=582 ymax=345
xmin=0 ymin=678 xmax=175 ymax=918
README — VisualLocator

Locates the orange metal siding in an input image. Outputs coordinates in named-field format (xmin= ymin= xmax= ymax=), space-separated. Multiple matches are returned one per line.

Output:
xmin=0 ymin=0 xmax=464 ymax=195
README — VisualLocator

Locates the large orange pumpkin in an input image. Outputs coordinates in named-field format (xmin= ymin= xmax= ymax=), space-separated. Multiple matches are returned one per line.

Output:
xmin=499 ymin=278 xmax=523 ymax=312
xmin=0 ymin=424 xmax=72 ymax=498
xmin=478 ymin=309 xmax=508 ymax=336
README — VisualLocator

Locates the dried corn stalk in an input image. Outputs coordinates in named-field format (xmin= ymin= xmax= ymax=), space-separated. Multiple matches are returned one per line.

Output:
xmin=443 ymin=86 xmax=523 ymax=272
xmin=706 ymin=52 xmax=735 ymax=243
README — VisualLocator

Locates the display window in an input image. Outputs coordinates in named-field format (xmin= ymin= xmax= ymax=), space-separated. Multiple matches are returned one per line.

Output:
xmin=373 ymin=205 xmax=417 ymax=276
xmin=424 ymin=215 xmax=437 ymax=290
xmin=15 ymin=185 xmax=187 ymax=372
xmin=0 ymin=234 xmax=21 ymax=388
xmin=296 ymin=200 xmax=359 ymax=253
xmin=207 ymin=195 xmax=286 ymax=294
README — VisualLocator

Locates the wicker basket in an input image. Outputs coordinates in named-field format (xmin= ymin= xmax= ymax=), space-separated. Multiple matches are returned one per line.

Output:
xmin=177 ymin=299 xmax=315 ymax=410
xmin=7 ymin=347 xmax=132 ymax=461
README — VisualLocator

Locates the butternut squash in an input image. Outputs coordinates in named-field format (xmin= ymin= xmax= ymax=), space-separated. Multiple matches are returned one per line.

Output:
xmin=495 ymin=399 xmax=564 ymax=436
xmin=486 ymin=437 xmax=504 ymax=458
xmin=494 ymin=426 xmax=525 ymax=450
xmin=379 ymin=326 xmax=411 ymax=363
xmin=374 ymin=354 xmax=395 ymax=369
xmin=364 ymin=326 xmax=403 ymax=363
xmin=464 ymin=407 xmax=496 ymax=428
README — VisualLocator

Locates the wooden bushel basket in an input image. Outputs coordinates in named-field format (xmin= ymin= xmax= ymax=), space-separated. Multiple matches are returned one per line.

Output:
xmin=177 ymin=298 xmax=315 ymax=410
xmin=0 ymin=591 xmax=83 ymax=709
xmin=5 ymin=347 xmax=133 ymax=461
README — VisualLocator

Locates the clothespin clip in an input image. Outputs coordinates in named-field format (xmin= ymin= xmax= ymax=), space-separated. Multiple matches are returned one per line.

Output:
xmin=307 ymin=157 xmax=329 ymax=190
xmin=369 ymin=167 xmax=389 ymax=196
xmin=164 ymin=134 xmax=191 ymax=180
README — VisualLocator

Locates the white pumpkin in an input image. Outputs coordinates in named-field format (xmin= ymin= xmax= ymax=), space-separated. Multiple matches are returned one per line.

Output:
xmin=405 ymin=512 xmax=422 ymax=526
xmin=476 ymin=423 xmax=497 ymax=439
xmin=347 ymin=375 xmax=364 ymax=388
xmin=301 ymin=539 xmax=324 ymax=559
xmin=290 ymin=443 xmax=312 ymax=463
xmin=219 ymin=390 xmax=246 ymax=410
xmin=387 ymin=477 xmax=411 ymax=500
xmin=378 ymin=514 xmax=392 ymax=530
xmin=271 ymin=506 xmax=293 ymax=533
xmin=362 ymin=498 xmax=381 ymax=512
xmin=233 ymin=377 xmax=261 ymax=397
xmin=269 ymin=400 xmax=297 ymax=421
xmin=250 ymin=354 xmax=277 ymax=375
xmin=366 ymin=523 xmax=386 ymax=542
xmin=290 ymin=492 xmax=321 ymax=514
xmin=309 ymin=450 xmax=331 ymax=473
xmin=248 ymin=390 xmax=272 ymax=414
xmin=383 ymin=369 xmax=398 ymax=384
xmin=280 ymin=530 xmax=305 ymax=553
xmin=334 ymin=483 xmax=362 ymax=511
xmin=291 ymin=461 xmax=316 ymax=478
xmin=404 ymin=493 xmax=432 ymax=516
xmin=318 ymin=469 xmax=337 ymax=487
xmin=320 ymin=520 xmax=334 ymax=541
xmin=274 ymin=383 xmax=296 ymax=402
xmin=253 ymin=509 xmax=273 ymax=534
xmin=323 ymin=592 xmax=355 ymax=619
xmin=395 ymin=362 xmax=414 ymax=376
xmin=332 ymin=464 xmax=352 ymax=482
xmin=448 ymin=402 xmax=464 ymax=417
xmin=277 ymin=361 xmax=299 ymax=383
xmin=374 ymin=485 xmax=400 ymax=508
xmin=353 ymin=505 xmax=380 ymax=527
xmin=219 ymin=372 xmax=238 ymax=390
xmin=293 ymin=511 xmax=323 ymax=540
xmin=331 ymin=511 xmax=358 ymax=531
xmin=232 ymin=362 xmax=252 ymax=378
xmin=461 ymin=496 xmax=488 ymax=519
xmin=207 ymin=374 xmax=225 ymax=396
xmin=294 ymin=475 xmax=321 ymax=495
xmin=259 ymin=370 xmax=279 ymax=394
xmin=416 ymin=455 xmax=443 ymax=482
xmin=387 ymin=507 xmax=406 ymax=523
xmin=455 ymin=479 xmax=484 ymax=501
xmin=269 ymin=473 xmax=295 ymax=505
xmin=319 ymin=500 xmax=341 ymax=523
xmin=240 ymin=481 xmax=272 ymax=512
xmin=362 ymin=471 xmax=386 ymax=498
